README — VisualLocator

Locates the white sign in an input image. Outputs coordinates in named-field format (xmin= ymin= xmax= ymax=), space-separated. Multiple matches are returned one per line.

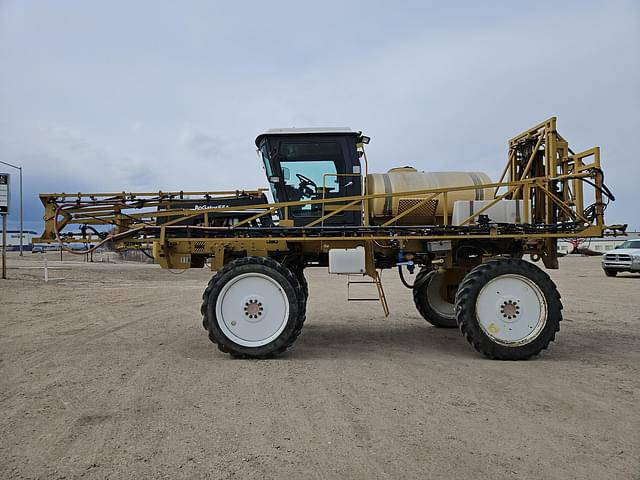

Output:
xmin=0 ymin=173 xmax=9 ymax=214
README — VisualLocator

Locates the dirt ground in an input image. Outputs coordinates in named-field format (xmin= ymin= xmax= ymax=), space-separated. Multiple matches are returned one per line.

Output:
xmin=1 ymin=252 xmax=638 ymax=479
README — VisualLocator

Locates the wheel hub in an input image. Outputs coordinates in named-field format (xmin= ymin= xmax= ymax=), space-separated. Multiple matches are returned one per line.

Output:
xmin=500 ymin=299 xmax=520 ymax=320
xmin=475 ymin=274 xmax=547 ymax=346
xmin=244 ymin=298 xmax=264 ymax=319
xmin=215 ymin=273 xmax=289 ymax=347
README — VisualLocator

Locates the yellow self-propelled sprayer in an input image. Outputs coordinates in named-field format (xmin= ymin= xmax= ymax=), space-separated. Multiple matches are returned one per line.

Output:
xmin=36 ymin=117 xmax=624 ymax=359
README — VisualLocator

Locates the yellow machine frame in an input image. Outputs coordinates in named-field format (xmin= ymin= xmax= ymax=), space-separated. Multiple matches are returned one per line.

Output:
xmin=35 ymin=117 xmax=621 ymax=276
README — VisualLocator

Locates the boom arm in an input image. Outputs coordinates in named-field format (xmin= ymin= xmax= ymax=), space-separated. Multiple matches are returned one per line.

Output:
xmin=35 ymin=118 xmax=622 ymax=271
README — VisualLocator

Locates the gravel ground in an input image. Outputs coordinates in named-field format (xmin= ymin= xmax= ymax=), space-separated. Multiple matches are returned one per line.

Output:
xmin=1 ymin=252 xmax=639 ymax=479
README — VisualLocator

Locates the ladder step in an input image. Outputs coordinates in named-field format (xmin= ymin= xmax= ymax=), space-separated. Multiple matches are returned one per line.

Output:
xmin=346 ymin=272 xmax=390 ymax=317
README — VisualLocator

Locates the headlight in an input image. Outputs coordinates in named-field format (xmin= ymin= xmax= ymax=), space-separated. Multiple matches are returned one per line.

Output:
xmin=632 ymin=255 xmax=640 ymax=264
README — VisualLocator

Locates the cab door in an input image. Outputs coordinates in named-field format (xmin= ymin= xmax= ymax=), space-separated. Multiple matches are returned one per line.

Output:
xmin=270 ymin=136 xmax=362 ymax=226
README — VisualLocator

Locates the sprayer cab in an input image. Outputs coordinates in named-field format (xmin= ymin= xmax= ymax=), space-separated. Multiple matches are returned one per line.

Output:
xmin=255 ymin=128 xmax=365 ymax=227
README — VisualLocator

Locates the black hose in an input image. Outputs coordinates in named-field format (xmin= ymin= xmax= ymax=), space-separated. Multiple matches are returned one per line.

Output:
xmin=580 ymin=174 xmax=616 ymax=202
xmin=140 ymin=249 xmax=154 ymax=260
xmin=398 ymin=265 xmax=415 ymax=289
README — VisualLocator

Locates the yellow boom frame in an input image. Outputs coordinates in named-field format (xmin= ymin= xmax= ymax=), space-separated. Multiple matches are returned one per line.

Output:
xmin=35 ymin=117 xmax=622 ymax=274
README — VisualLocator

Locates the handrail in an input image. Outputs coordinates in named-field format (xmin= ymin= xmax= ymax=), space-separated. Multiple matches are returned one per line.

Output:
xmin=49 ymin=171 xmax=599 ymax=224
xmin=44 ymin=170 xmax=604 ymax=250
xmin=40 ymin=115 xmax=608 ymax=247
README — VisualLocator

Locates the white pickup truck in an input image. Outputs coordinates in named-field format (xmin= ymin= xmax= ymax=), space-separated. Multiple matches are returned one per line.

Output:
xmin=602 ymin=239 xmax=640 ymax=277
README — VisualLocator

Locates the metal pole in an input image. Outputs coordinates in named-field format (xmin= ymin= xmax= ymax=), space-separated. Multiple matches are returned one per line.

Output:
xmin=43 ymin=252 xmax=48 ymax=282
xmin=2 ymin=214 xmax=6 ymax=279
xmin=19 ymin=167 xmax=23 ymax=256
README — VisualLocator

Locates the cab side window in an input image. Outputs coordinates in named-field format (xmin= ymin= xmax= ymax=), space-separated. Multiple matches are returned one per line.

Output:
xmin=277 ymin=141 xmax=346 ymax=216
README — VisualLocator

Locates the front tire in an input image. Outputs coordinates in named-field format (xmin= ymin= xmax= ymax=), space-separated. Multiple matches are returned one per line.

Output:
xmin=604 ymin=269 xmax=618 ymax=277
xmin=455 ymin=259 xmax=562 ymax=360
xmin=413 ymin=269 xmax=458 ymax=328
xmin=201 ymin=257 xmax=305 ymax=358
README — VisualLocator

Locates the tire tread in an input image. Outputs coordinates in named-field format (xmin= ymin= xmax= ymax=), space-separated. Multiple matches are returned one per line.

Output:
xmin=201 ymin=256 xmax=306 ymax=358
xmin=454 ymin=259 xmax=562 ymax=360
xmin=413 ymin=269 xmax=458 ymax=328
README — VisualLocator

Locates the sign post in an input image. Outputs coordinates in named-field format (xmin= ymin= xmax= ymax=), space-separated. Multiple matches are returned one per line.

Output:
xmin=0 ymin=161 xmax=23 ymax=255
xmin=2 ymin=214 xmax=6 ymax=279
xmin=0 ymin=173 xmax=9 ymax=279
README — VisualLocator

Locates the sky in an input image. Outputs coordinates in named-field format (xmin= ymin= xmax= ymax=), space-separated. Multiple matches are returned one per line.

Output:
xmin=0 ymin=0 xmax=638 ymax=231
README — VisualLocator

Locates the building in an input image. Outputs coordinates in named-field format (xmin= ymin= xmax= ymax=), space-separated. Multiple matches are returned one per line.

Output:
xmin=557 ymin=232 xmax=640 ymax=254
xmin=0 ymin=230 xmax=38 ymax=251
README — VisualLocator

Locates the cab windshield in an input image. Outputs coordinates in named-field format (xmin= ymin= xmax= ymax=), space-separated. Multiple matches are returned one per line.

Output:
xmin=619 ymin=240 xmax=640 ymax=249
xmin=281 ymin=160 xmax=338 ymax=200
xmin=260 ymin=141 xmax=344 ymax=206
xmin=279 ymin=141 xmax=343 ymax=194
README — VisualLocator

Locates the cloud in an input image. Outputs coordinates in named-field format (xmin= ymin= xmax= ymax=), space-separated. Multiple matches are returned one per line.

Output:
xmin=181 ymin=129 xmax=225 ymax=159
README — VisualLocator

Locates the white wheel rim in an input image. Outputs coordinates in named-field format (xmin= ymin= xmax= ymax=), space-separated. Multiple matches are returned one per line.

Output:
xmin=426 ymin=272 xmax=455 ymax=319
xmin=215 ymin=273 xmax=289 ymax=347
xmin=475 ymin=274 xmax=547 ymax=346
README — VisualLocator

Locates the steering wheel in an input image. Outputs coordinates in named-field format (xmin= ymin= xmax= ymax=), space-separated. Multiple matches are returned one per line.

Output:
xmin=295 ymin=173 xmax=317 ymax=198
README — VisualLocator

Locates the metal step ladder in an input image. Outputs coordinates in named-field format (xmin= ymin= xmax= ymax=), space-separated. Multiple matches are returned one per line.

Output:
xmin=346 ymin=271 xmax=390 ymax=317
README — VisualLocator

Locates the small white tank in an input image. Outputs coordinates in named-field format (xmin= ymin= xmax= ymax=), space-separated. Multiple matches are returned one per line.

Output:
xmin=367 ymin=167 xmax=493 ymax=224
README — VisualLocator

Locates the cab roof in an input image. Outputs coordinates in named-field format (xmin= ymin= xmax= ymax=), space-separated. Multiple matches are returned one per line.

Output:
xmin=255 ymin=127 xmax=359 ymax=147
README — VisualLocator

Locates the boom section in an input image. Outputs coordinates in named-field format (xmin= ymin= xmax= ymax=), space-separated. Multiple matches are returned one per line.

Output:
xmin=35 ymin=118 xmax=620 ymax=271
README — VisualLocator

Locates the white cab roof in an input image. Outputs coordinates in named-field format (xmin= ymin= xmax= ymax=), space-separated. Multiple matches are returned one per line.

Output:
xmin=255 ymin=127 xmax=357 ymax=146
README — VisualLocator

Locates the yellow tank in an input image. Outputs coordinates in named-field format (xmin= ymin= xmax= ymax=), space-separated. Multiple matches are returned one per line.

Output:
xmin=366 ymin=167 xmax=493 ymax=224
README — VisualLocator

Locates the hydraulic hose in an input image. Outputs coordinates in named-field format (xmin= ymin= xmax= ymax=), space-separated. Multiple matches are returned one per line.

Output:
xmin=398 ymin=265 xmax=415 ymax=289
xmin=53 ymin=204 xmax=114 ymax=255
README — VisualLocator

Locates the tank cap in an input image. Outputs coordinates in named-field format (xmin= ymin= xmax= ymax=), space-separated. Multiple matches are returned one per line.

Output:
xmin=387 ymin=166 xmax=418 ymax=173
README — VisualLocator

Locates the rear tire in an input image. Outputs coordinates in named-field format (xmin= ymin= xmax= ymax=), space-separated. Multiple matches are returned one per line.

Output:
xmin=287 ymin=262 xmax=309 ymax=301
xmin=413 ymin=269 xmax=458 ymax=328
xmin=201 ymin=257 xmax=306 ymax=358
xmin=604 ymin=269 xmax=618 ymax=277
xmin=455 ymin=259 xmax=562 ymax=360
xmin=282 ymin=261 xmax=308 ymax=335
